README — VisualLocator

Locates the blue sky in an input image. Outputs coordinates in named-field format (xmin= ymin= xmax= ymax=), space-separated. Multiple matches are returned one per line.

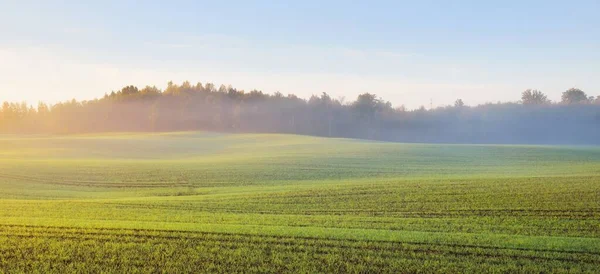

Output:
xmin=1 ymin=0 xmax=598 ymax=108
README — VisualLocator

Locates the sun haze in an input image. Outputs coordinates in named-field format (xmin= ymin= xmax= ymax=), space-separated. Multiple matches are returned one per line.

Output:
xmin=1 ymin=1 xmax=598 ymax=108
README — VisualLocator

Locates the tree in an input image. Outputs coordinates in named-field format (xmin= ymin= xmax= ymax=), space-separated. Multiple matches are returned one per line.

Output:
xmin=561 ymin=88 xmax=588 ymax=104
xmin=120 ymin=85 xmax=139 ymax=96
xmin=353 ymin=93 xmax=379 ymax=117
xmin=37 ymin=102 xmax=49 ymax=116
xmin=521 ymin=89 xmax=549 ymax=105
xmin=164 ymin=81 xmax=179 ymax=95
xmin=1 ymin=102 xmax=13 ymax=120
xmin=454 ymin=99 xmax=465 ymax=108
xmin=140 ymin=86 xmax=161 ymax=98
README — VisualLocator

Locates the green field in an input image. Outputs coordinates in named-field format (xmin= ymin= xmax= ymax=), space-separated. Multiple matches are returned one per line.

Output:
xmin=1 ymin=132 xmax=599 ymax=273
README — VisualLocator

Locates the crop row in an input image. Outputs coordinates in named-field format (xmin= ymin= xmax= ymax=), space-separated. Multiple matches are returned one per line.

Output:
xmin=0 ymin=225 xmax=599 ymax=273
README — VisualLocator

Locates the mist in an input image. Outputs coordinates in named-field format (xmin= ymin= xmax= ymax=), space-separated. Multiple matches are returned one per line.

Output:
xmin=1 ymin=82 xmax=599 ymax=145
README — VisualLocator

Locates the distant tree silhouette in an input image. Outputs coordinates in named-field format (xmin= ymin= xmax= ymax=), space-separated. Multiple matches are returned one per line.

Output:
xmin=454 ymin=99 xmax=465 ymax=108
xmin=521 ymin=89 xmax=549 ymax=105
xmin=0 ymin=81 xmax=599 ymax=144
xmin=561 ymin=88 xmax=589 ymax=104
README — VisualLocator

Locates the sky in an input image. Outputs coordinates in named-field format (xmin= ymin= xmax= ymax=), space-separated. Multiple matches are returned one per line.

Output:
xmin=1 ymin=0 xmax=599 ymax=109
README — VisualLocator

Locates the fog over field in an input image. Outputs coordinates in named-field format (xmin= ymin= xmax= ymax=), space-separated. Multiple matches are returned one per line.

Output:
xmin=1 ymin=83 xmax=599 ymax=145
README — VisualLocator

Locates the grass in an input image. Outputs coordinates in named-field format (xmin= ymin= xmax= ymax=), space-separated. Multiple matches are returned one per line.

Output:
xmin=0 ymin=132 xmax=599 ymax=272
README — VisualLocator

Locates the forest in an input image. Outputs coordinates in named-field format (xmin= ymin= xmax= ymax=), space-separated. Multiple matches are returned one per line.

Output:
xmin=1 ymin=82 xmax=599 ymax=144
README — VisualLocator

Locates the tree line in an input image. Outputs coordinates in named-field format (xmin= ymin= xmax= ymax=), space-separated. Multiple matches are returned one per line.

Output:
xmin=1 ymin=81 xmax=599 ymax=144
